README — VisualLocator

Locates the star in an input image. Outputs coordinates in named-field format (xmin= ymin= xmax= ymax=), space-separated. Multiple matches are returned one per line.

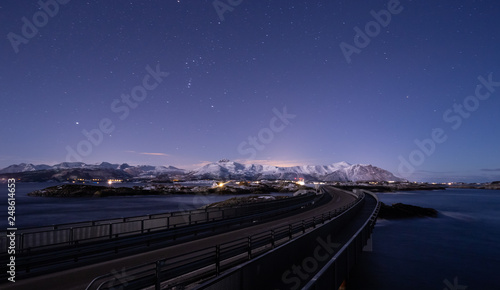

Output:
xmin=75 ymin=121 xmax=79 ymax=125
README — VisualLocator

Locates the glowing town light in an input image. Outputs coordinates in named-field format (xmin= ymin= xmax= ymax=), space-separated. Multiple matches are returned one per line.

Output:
xmin=218 ymin=181 xmax=229 ymax=187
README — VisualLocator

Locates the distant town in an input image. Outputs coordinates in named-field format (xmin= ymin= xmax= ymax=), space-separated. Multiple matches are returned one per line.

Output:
xmin=1 ymin=161 xmax=498 ymax=190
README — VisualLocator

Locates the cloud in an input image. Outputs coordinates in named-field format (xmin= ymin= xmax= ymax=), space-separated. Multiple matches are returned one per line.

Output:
xmin=234 ymin=159 xmax=307 ymax=167
xmin=481 ymin=168 xmax=500 ymax=172
xmin=124 ymin=150 xmax=169 ymax=157
xmin=414 ymin=169 xmax=457 ymax=174
xmin=189 ymin=161 xmax=213 ymax=168
xmin=139 ymin=152 xmax=169 ymax=157
xmin=185 ymin=159 xmax=309 ymax=170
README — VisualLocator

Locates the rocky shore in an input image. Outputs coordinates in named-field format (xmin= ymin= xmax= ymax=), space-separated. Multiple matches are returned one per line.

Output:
xmin=448 ymin=182 xmax=500 ymax=190
xmin=336 ymin=183 xmax=446 ymax=192
xmin=27 ymin=182 xmax=310 ymax=198
xmin=378 ymin=202 xmax=438 ymax=219
xmin=202 ymin=195 xmax=290 ymax=208
xmin=28 ymin=184 xmax=159 ymax=197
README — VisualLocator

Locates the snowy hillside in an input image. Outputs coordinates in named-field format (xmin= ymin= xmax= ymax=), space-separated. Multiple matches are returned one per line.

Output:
xmin=190 ymin=160 xmax=403 ymax=182
xmin=0 ymin=160 xmax=402 ymax=182
xmin=0 ymin=162 xmax=186 ymax=177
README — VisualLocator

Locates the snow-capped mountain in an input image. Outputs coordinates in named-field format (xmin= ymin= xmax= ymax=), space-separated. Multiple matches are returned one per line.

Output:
xmin=122 ymin=164 xmax=186 ymax=177
xmin=0 ymin=163 xmax=52 ymax=173
xmin=0 ymin=160 xmax=402 ymax=182
xmin=189 ymin=160 xmax=403 ymax=182
xmin=0 ymin=162 xmax=185 ymax=177
xmin=0 ymin=162 xmax=115 ymax=173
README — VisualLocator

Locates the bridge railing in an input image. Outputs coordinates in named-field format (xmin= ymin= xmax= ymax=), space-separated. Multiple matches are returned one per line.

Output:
xmin=193 ymin=189 xmax=370 ymax=290
xmin=85 ymin=191 xmax=366 ymax=290
xmin=302 ymin=190 xmax=380 ymax=290
xmin=0 ymin=192 xmax=318 ymax=254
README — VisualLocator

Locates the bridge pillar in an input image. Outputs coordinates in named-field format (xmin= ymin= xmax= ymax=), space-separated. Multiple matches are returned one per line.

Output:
xmin=363 ymin=233 xmax=373 ymax=252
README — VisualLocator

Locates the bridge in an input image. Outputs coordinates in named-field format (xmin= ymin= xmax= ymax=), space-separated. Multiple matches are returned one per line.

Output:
xmin=1 ymin=186 xmax=379 ymax=290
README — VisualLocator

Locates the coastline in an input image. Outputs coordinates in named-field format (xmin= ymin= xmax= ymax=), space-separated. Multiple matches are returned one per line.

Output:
xmin=26 ymin=182 xmax=312 ymax=198
xmin=448 ymin=183 xmax=500 ymax=190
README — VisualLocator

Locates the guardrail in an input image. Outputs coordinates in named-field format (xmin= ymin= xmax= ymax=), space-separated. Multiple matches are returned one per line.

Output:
xmin=193 ymin=189 xmax=374 ymax=290
xmin=0 ymin=193 xmax=324 ymax=280
xmin=85 ymin=191 xmax=366 ymax=290
xmin=0 ymin=192 xmax=318 ymax=254
xmin=302 ymin=190 xmax=380 ymax=290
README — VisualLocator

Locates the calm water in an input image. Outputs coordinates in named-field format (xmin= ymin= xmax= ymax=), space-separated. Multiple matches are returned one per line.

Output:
xmin=351 ymin=189 xmax=500 ymax=290
xmin=1 ymin=182 xmax=289 ymax=229
xmin=4 ymin=184 xmax=499 ymax=288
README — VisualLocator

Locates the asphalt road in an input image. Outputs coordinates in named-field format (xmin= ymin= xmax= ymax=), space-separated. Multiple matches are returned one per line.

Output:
xmin=4 ymin=187 xmax=356 ymax=290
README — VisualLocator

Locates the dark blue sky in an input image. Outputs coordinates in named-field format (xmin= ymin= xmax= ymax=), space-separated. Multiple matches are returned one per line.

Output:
xmin=1 ymin=0 xmax=499 ymax=182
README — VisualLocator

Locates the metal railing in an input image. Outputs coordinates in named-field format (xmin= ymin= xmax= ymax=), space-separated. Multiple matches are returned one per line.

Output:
xmin=0 ymin=193 xmax=318 ymax=254
xmin=0 ymin=193 xmax=325 ymax=280
xmin=302 ymin=190 xmax=380 ymax=290
xmin=85 ymin=191 xmax=366 ymax=290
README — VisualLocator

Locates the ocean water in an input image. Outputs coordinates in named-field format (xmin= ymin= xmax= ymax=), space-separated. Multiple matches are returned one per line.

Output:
xmin=1 ymin=182 xmax=289 ymax=229
xmin=4 ymin=184 xmax=499 ymax=288
xmin=351 ymin=189 xmax=500 ymax=290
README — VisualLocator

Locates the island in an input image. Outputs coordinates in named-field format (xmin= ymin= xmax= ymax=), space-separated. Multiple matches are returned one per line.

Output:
xmin=378 ymin=202 xmax=438 ymax=219
xmin=27 ymin=181 xmax=315 ymax=198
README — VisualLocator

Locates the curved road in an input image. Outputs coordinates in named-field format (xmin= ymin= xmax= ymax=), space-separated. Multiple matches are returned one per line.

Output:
xmin=5 ymin=187 xmax=356 ymax=290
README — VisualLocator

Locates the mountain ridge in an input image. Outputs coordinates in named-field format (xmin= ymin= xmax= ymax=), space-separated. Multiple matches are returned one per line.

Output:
xmin=0 ymin=160 xmax=403 ymax=182
xmin=188 ymin=160 xmax=402 ymax=182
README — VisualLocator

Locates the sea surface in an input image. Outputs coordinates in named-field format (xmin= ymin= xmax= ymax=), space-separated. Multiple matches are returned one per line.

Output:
xmin=3 ymin=184 xmax=499 ymax=288
xmin=351 ymin=188 xmax=500 ymax=290
xmin=1 ymin=182 xmax=290 ymax=229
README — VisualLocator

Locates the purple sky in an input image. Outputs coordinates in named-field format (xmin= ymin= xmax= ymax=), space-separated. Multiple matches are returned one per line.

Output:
xmin=1 ymin=1 xmax=499 ymax=182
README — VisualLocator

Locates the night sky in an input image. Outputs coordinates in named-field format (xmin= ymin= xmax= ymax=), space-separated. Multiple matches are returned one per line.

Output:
xmin=1 ymin=0 xmax=499 ymax=182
